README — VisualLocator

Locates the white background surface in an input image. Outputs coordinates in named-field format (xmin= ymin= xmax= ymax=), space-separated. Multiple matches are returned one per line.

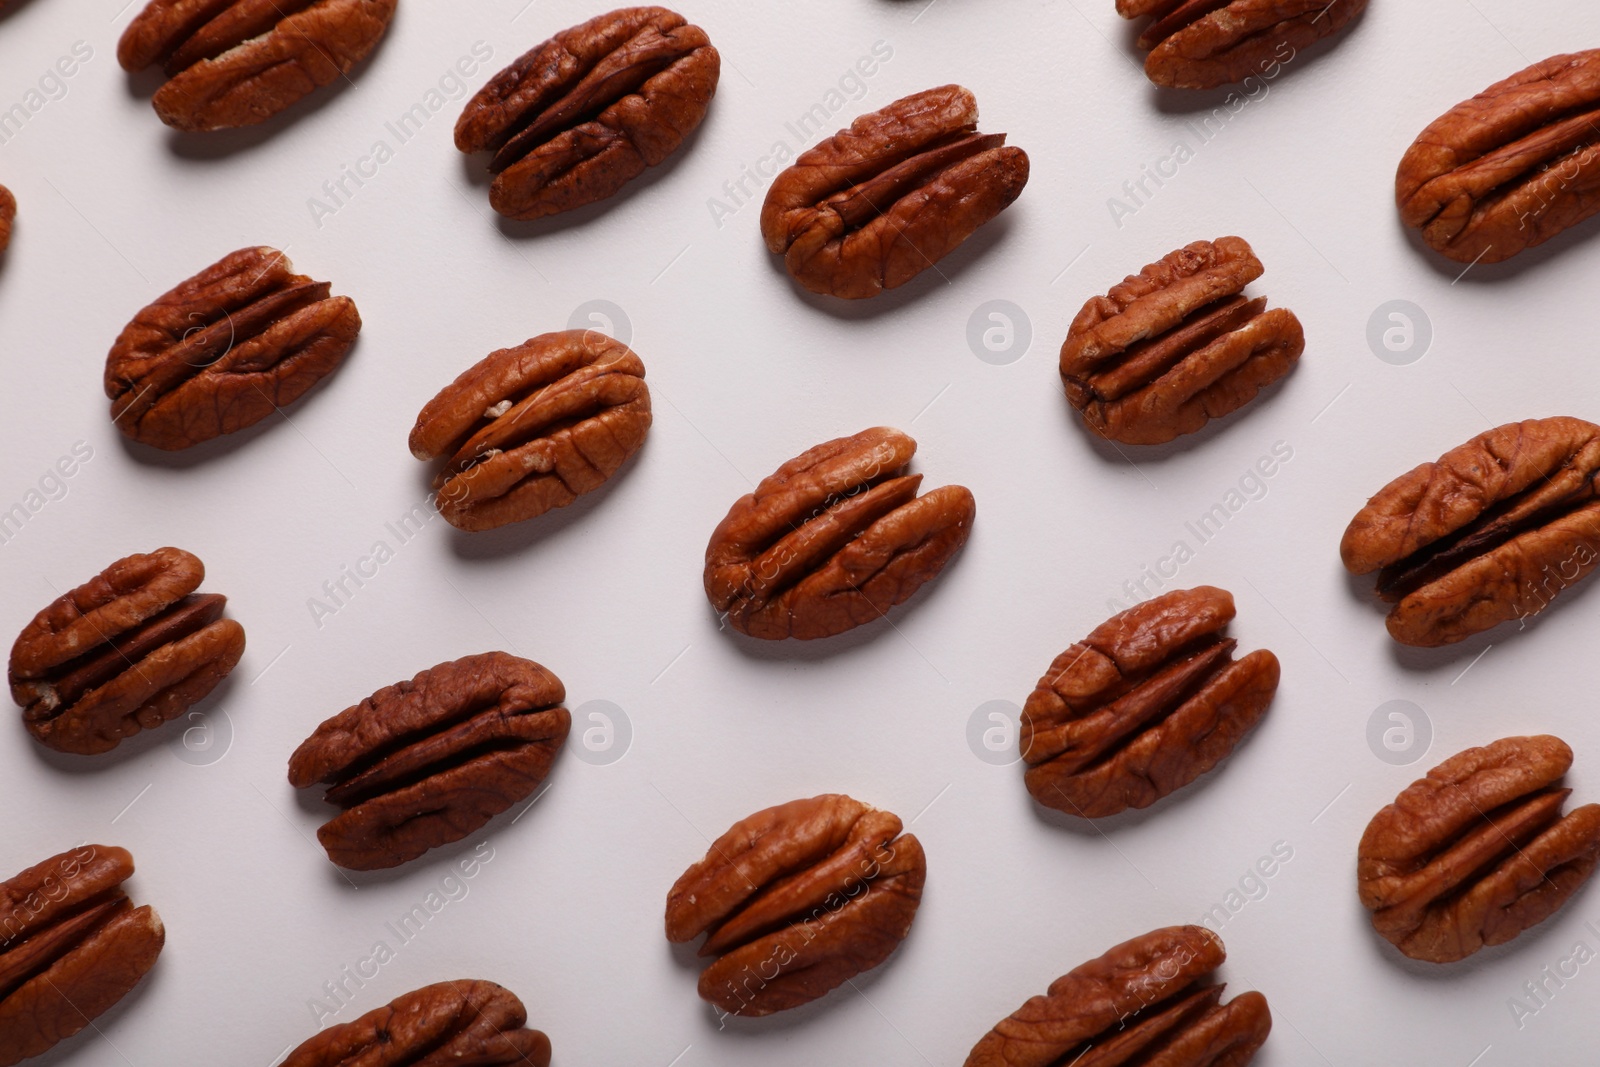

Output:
xmin=1 ymin=0 xmax=1598 ymax=1063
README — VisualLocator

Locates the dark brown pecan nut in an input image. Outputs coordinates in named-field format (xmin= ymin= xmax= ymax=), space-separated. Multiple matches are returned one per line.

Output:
xmin=664 ymin=794 xmax=926 ymax=1017
xmin=1061 ymin=237 xmax=1302 ymax=445
xmin=1397 ymin=51 xmax=1600 ymax=265
xmin=1021 ymin=587 xmax=1279 ymax=819
xmin=288 ymin=652 xmax=570 ymax=870
xmin=1340 ymin=417 xmax=1600 ymax=647
xmin=0 ymin=845 xmax=164 ymax=1067
xmin=964 ymin=925 xmax=1269 ymax=1067
xmin=455 ymin=7 xmax=719 ymax=221
xmin=283 ymin=979 xmax=550 ymax=1067
xmin=760 ymin=85 xmax=1029 ymax=299
xmin=117 ymin=0 xmax=397 ymax=131
xmin=1122 ymin=0 xmax=1367 ymax=90
xmin=106 ymin=246 xmax=360 ymax=451
xmin=1358 ymin=735 xmax=1600 ymax=964
xmin=704 ymin=427 xmax=975 ymax=640
xmin=409 ymin=330 xmax=651 ymax=532
xmin=9 ymin=547 xmax=245 ymax=756
xmin=0 ymin=185 xmax=13 ymax=255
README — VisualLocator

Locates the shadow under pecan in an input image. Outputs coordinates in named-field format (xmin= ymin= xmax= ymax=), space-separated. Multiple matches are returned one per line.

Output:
xmin=288 ymin=652 xmax=570 ymax=870
xmin=0 ymin=845 xmax=163 ymax=1067
xmin=1341 ymin=416 xmax=1600 ymax=647
xmin=1121 ymin=0 xmax=1367 ymax=90
xmin=410 ymin=330 xmax=651 ymax=532
xmin=455 ymin=6 xmax=719 ymax=221
xmin=964 ymin=925 xmax=1269 ymax=1067
xmin=106 ymin=246 xmax=360 ymax=451
xmin=0 ymin=185 xmax=12 ymax=256
xmin=283 ymin=979 xmax=550 ymax=1067
xmin=1397 ymin=51 xmax=1600 ymax=265
xmin=665 ymin=794 xmax=926 ymax=1017
xmin=704 ymin=427 xmax=975 ymax=640
xmin=117 ymin=0 xmax=397 ymax=131
xmin=1358 ymin=735 xmax=1600 ymax=964
xmin=760 ymin=85 xmax=1029 ymax=299
xmin=1022 ymin=587 xmax=1278 ymax=819
xmin=9 ymin=547 xmax=245 ymax=756
xmin=1061 ymin=237 xmax=1302 ymax=445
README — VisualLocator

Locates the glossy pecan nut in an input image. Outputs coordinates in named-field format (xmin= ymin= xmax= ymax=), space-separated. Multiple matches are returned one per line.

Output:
xmin=0 ymin=185 xmax=12 ymax=255
xmin=9 ymin=547 xmax=245 ymax=756
xmin=106 ymin=246 xmax=360 ymax=451
xmin=704 ymin=427 xmax=975 ymax=640
xmin=455 ymin=6 xmax=719 ymax=221
xmin=117 ymin=0 xmax=397 ymax=131
xmin=1397 ymin=51 xmax=1600 ymax=264
xmin=409 ymin=330 xmax=651 ymax=532
xmin=0 ymin=845 xmax=164 ymax=1067
xmin=283 ymin=979 xmax=550 ymax=1067
xmin=1061 ymin=237 xmax=1302 ymax=445
xmin=761 ymin=85 xmax=1029 ymax=299
xmin=1358 ymin=735 xmax=1600 ymax=964
xmin=1021 ymin=586 xmax=1278 ymax=819
xmin=665 ymin=794 xmax=926 ymax=1017
xmin=1340 ymin=417 xmax=1600 ymax=647
xmin=1122 ymin=0 xmax=1367 ymax=90
xmin=288 ymin=652 xmax=570 ymax=870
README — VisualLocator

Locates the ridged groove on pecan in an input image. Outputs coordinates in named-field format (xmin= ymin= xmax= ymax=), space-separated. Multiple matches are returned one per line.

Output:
xmin=283 ymin=979 xmax=551 ymax=1067
xmin=1128 ymin=0 xmax=1368 ymax=91
xmin=0 ymin=185 xmax=13 ymax=255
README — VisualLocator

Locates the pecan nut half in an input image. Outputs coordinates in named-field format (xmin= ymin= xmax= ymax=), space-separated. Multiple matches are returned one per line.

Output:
xmin=761 ymin=85 xmax=1029 ymax=299
xmin=117 ymin=0 xmax=397 ymax=131
xmin=410 ymin=330 xmax=651 ymax=532
xmin=288 ymin=652 xmax=570 ymax=870
xmin=0 ymin=845 xmax=164 ymax=1067
xmin=1358 ymin=735 xmax=1600 ymax=963
xmin=0 ymin=185 xmax=13 ymax=255
xmin=106 ymin=247 xmax=360 ymax=451
xmin=704 ymin=427 xmax=975 ymax=640
xmin=964 ymin=925 xmax=1269 ymax=1067
xmin=665 ymin=794 xmax=926 ymax=1017
xmin=283 ymin=979 xmax=551 ymax=1067
xmin=455 ymin=6 xmax=719 ymax=221
xmin=1061 ymin=237 xmax=1302 ymax=445
xmin=1340 ymin=417 xmax=1600 ymax=646
xmin=1021 ymin=587 xmax=1279 ymax=819
xmin=1122 ymin=0 xmax=1367 ymax=90
xmin=9 ymin=547 xmax=245 ymax=755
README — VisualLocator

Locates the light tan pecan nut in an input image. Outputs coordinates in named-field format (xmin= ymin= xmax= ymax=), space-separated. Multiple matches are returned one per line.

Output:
xmin=0 ymin=845 xmax=164 ymax=1067
xmin=117 ymin=0 xmax=397 ymax=131
xmin=0 ymin=185 xmax=13 ymax=255
xmin=1122 ymin=0 xmax=1367 ymax=90
xmin=455 ymin=6 xmax=719 ymax=221
xmin=665 ymin=794 xmax=926 ymax=1017
xmin=409 ymin=330 xmax=651 ymax=532
xmin=1358 ymin=735 xmax=1600 ymax=963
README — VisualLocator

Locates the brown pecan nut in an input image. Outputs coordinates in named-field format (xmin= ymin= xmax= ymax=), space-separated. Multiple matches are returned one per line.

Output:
xmin=1340 ymin=417 xmax=1600 ymax=647
xmin=117 ymin=0 xmax=397 ymax=131
xmin=1021 ymin=587 xmax=1279 ymax=819
xmin=760 ymin=85 xmax=1029 ymax=299
xmin=455 ymin=7 xmax=719 ymax=221
xmin=288 ymin=652 xmax=570 ymax=870
xmin=9 ymin=547 xmax=245 ymax=756
xmin=409 ymin=330 xmax=651 ymax=532
xmin=0 ymin=845 xmax=164 ymax=1067
xmin=0 ymin=185 xmax=13 ymax=256
xmin=704 ymin=427 xmax=975 ymax=640
xmin=1122 ymin=0 xmax=1367 ymax=90
xmin=283 ymin=979 xmax=550 ymax=1067
xmin=1358 ymin=735 xmax=1600 ymax=963
xmin=106 ymin=246 xmax=360 ymax=451
xmin=664 ymin=794 xmax=926 ymax=1017
xmin=1061 ymin=237 xmax=1303 ymax=445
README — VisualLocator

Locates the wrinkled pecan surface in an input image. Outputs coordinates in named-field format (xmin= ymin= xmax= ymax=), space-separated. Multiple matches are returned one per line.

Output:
xmin=0 ymin=185 xmax=12 ymax=255
xmin=283 ymin=979 xmax=551 ymax=1067
xmin=1121 ymin=0 xmax=1366 ymax=90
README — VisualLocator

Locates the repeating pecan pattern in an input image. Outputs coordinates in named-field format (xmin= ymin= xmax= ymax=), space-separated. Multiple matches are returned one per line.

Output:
xmin=0 ymin=185 xmax=12 ymax=255
xmin=1061 ymin=237 xmax=1302 ymax=445
xmin=1121 ymin=0 xmax=1367 ymax=90
xmin=1021 ymin=587 xmax=1279 ymax=819
xmin=964 ymin=925 xmax=1270 ymax=1067
xmin=455 ymin=7 xmax=719 ymax=221
xmin=0 ymin=845 xmax=164 ymax=1067
xmin=1397 ymin=51 xmax=1600 ymax=264
xmin=9 ymin=547 xmax=245 ymax=756
xmin=410 ymin=330 xmax=652 ymax=532
xmin=1340 ymin=417 xmax=1600 ymax=646
xmin=704 ymin=427 xmax=975 ymax=640
xmin=288 ymin=652 xmax=570 ymax=870
xmin=761 ymin=85 xmax=1029 ymax=299
xmin=117 ymin=0 xmax=397 ymax=131
xmin=665 ymin=794 xmax=926 ymax=1017
xmin=105 ymin=246 xmax=361 ymax=451
xmin=1358 ymin=735 xmax=1600 ymax=963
